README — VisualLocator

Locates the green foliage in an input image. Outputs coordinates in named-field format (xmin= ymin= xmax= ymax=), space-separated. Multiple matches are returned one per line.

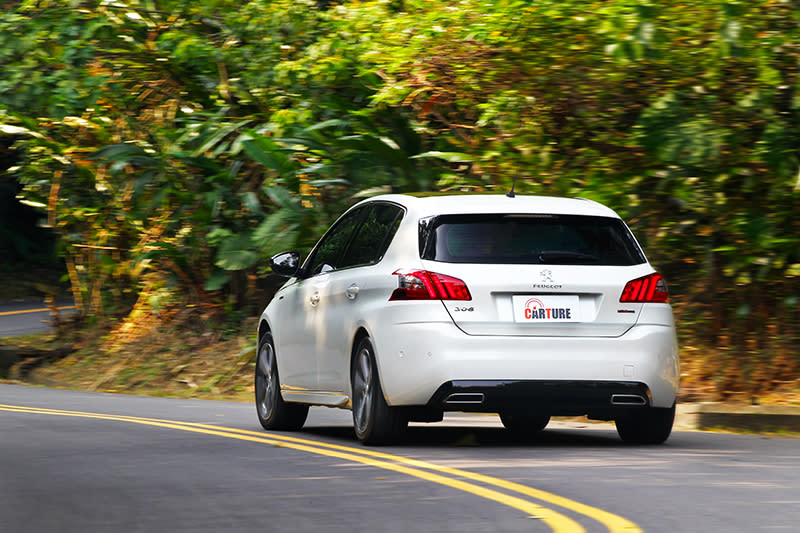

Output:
xmin=1 ymin=0 xmax=799 ymax=395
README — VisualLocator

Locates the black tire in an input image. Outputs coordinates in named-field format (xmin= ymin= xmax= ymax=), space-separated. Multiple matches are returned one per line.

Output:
xmin=615 ymin=404 xmax=675 ymax=444
xmin=255 ymin=334 xmax=308 ymax=431
xmin=499 ymin=411 xmax=550 ymax=437
xmin=351 ymin=337 xmax=407 ymax=445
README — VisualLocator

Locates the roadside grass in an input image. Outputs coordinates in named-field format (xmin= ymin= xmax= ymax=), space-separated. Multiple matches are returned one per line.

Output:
xmin=1 ymin=307 xmax=256 ymax=403
xmin=678 ymin=343 xmax=800 ymax=407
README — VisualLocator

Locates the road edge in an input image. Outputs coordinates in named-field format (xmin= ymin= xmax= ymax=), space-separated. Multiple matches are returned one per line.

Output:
xmin=676 ymin=402 xmax=800 ymax=434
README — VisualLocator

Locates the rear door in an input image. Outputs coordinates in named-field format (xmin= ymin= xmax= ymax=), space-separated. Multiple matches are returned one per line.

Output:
xmin=283 ymin=205 xmax=367 ymax=390
xmin=418 ymin=213 xmax=652 ymax=337
xmin=270 ymin=277 xmax=321 ymax=389
xmin=316 ymin=202 xmax=404 ymax=392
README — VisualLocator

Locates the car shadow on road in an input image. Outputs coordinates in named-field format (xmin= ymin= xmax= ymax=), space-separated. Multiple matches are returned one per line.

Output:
xmin=300 ymin=425 xmax=637 ymax=448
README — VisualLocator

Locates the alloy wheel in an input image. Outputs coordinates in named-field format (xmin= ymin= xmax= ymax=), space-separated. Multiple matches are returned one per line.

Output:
xmin=352 ymin=346 xmax=373 ymax=435
xmin=256 ymin=341 xmax=276 ymax=420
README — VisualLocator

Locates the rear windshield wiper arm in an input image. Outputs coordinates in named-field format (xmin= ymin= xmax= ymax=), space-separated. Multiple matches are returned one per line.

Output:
xmin=538 ymin=251 xmax=601 ymax=264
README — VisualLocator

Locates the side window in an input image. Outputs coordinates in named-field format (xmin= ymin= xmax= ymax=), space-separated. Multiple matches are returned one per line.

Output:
xmin=341 ymin=203 xmax=404 ymax=269
xmin=304 ymin=206 xmax=367 ymax=276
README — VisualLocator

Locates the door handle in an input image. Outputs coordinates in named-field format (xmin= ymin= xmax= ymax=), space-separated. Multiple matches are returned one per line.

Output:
xmin=345 ymin=284 xmax=360 ymax=300
xmin=309 ymin=292 xmax=320 ymax=307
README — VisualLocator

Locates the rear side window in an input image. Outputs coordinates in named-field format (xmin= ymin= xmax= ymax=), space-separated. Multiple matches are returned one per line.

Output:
xmin=420 ymin=214 xmax=646 ymax=265
xmin=340 ymin=203 xmax=404 ymax=268
xmin=304 ymin=205 xmax=368 ymax=275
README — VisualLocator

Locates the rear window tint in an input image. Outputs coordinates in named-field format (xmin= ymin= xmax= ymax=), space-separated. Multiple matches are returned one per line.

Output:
xmin=420 ymin=214 xmax=646 ymax=265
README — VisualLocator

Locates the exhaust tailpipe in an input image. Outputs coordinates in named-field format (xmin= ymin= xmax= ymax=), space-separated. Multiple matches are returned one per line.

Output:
xmin=444 ymin=393 xmax=485 ymax=405
xmin=610 ymin=394 xmax=647 ymax=406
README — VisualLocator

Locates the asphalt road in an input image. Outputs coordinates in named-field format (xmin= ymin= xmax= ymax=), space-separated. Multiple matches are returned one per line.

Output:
xmin=0 ymin=300 xmax=75 ymax=337
xmin=1 ymin=384 xmax=798 ymax=532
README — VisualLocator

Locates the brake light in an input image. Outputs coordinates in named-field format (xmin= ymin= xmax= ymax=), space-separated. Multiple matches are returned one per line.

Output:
xmin=620 ymin=273 xmax=669 ymax=303
xmin=389 ymin=270 xmax=472 ymax=301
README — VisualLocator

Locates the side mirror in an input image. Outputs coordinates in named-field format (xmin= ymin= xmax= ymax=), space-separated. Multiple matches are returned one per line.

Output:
xmin=270 ymin=251 xmax=302 ymax=278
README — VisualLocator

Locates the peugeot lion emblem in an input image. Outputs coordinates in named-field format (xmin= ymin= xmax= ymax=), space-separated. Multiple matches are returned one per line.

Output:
xmin=540 ymin=269 xmax=554 ymax=283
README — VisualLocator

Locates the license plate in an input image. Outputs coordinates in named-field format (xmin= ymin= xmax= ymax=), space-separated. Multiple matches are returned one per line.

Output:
xmin=512 ymin=295 xmax=580 ymax=322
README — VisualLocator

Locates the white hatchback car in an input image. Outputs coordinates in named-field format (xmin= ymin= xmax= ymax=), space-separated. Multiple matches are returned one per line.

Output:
xmin=255 ymin=194 xmax=679 ymax=445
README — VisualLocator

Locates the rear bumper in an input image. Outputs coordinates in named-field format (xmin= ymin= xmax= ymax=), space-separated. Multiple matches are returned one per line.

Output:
xmin=428 ymin=380 xmax=653 ymax=419
xmin=372 ymin=321 xmax=679 ymax=409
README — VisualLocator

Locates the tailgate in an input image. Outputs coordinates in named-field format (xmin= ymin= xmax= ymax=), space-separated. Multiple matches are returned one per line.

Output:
xmin=421 ymin=262 xmax=654 ymax=337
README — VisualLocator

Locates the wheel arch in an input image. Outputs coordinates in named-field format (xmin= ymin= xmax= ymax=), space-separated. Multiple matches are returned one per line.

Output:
xmin=350 ymin=327 xmax=371 ymax=367
xmin=349 ymin=327 xmax=371 ymax=398
xmin=349 ymin=326 xmax=396 ymax=406
xmin=257 ymin=318 xmax=283 ymax=396
xmin=258 ymin=318 xmax=272 ymax=344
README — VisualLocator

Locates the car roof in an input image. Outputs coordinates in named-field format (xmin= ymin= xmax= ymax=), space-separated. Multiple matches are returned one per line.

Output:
xmin=360 ymin=194 xmax=621 ymax=219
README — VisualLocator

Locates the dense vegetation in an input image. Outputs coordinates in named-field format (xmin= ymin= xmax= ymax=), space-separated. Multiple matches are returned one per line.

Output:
xmin=1 ymin=0 xmax=798 ymax=400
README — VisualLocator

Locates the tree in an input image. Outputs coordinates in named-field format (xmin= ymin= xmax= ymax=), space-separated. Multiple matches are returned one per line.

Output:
xmin=1 ymin=0 xmax=797 ymax=397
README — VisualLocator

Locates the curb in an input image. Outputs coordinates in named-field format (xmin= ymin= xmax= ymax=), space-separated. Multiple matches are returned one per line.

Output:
xmin=676 ymin=403 xmax=800 ymax=433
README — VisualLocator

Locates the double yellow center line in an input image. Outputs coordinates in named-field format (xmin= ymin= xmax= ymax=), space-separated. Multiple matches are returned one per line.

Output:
xmin=0 ymin=305 xmax=76 ymax=317
xmin=0 ymin=403 xmax=641 ymax=532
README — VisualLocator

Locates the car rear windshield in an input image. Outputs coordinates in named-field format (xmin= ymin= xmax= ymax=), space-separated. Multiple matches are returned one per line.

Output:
xmin=419 ymin=214 xmax=646 ymax=265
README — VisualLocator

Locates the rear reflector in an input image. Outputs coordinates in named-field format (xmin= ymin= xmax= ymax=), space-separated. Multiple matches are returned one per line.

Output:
xmin=390 ymin=270 xmax=472 ymax=301
xmin=620 ymin=273 xmax=669 ymax=303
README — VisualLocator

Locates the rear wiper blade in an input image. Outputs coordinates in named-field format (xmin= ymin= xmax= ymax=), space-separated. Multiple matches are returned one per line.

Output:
xmin=538 ymin=251 xmax=601 ymax=264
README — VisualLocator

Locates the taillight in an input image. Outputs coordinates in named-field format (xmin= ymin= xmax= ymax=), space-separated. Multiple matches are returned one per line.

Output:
xmin=620 ymin=273 xmax=669 ymax=303
xmin=389 ymin=270 xmax=472 ymax=301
